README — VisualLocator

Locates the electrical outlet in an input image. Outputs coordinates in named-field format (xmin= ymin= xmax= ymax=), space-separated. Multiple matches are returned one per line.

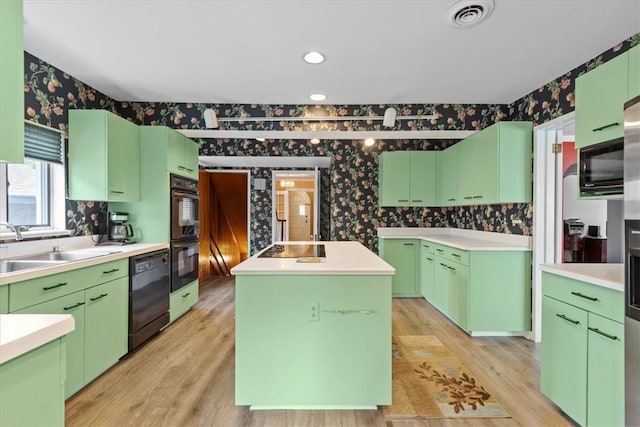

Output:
xmin=308 ymin=303 xmax=320 ymax=321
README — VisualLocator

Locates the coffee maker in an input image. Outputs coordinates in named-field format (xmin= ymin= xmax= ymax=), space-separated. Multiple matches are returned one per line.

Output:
xmin=106 ymin=211 xmax=134 ymax=244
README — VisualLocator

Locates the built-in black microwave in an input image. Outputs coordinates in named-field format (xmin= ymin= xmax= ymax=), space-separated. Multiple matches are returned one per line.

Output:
xmin=579 ymin=137 xmax=624 ymax=196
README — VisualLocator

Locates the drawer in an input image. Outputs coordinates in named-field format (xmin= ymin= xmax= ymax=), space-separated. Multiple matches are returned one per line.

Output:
xmin=433 ymin=243 xmax=469 ymax=266
xmin=542 ymin=272 xmax=624 ymax=323
xmin=419 ymin=240 xmax=435 ymax=254
xmin=9 ymin=258 xmax=128 ymax=312
xmin=588 ymin=312 xmax=624 ymax=343
xmin=170 ymin=280 xmax=199 ymax=323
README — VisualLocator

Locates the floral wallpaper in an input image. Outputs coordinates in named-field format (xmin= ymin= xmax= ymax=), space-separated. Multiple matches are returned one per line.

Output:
xmin=21 ymin=32 xmax=637 ymax=251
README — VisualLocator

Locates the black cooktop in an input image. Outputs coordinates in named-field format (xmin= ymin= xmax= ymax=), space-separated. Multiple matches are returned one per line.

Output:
xmin=258 ymin=244 xmax=326 ymax=258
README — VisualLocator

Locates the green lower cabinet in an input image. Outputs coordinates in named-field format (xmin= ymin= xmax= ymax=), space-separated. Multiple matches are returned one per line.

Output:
xmin=541 ymin=271 xmax=625 ymax=426
xmin=587 ymin=313 xmax=624 ymax=427
xmin=541 ymin=295 xmax=588 ymax=426
xmin=433 ymin=258 xmax=450 ymax=312
xmin=15 ymin=291 xmax=87 ymax=398
xmin=170 ymin=280 xmax=199 ymax=323
xmin=447 ymin=261 xmax=469 ymax=331
xmin=0 ymin=286 xmax=8 ymax=313
xmin=630 ymin=45 xmax=640 ymax=99
xmin=84 ymin=277 xmax=129 ymax=384
xmin=419 ymin=243 xmax=435 ymax=301
xmin=378 ymin=239 xmax=419 ymax=297
xmin=0 ymin=338 xmax=66 ymax=427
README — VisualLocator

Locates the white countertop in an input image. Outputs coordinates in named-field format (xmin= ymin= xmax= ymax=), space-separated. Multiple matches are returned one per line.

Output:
xmin=540 ymin=263 xmax=624 ymax=292
xmin=231 ymin=241 xmax=395 ymax=275
xmin=0 ymin=314 xmax=75 ymax=364
xmin=0 ymin=241 xmax=169 ymax=286
xmin=376 ymin=227 xmax=531 ymax=251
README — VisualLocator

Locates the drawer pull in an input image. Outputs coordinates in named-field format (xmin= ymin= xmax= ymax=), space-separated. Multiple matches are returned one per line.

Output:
xmin=463 ymin=196 xmax=473 ymax=200
xmin=571 ymin=291 xmax=598 ymax=302
xmin=426 ymin=257 xmax=434 ymax=261
xmin=448 ymin=266 xmax=456 ymax=271
xmin=89 ymin=293 xmax=108 ymax=302
xmin=103 ymin=268 xmax=120 ymax=274
xmin=412 ymin=200 xmax=423 ymax=202
xmin=436 ymin=249 xmax=443 ymax=253
xmin=556 ymin=314 xmax=580 ymax=325
xmin=447 ymin=198 xmax=456 ymax=201
xmin=43 ymin=282 xmax=68 ymax=291
xmin=451 ymin=253 xmax=461 ymax=258
xmin=403 ymin=243 xmax=414 ymax=246
xmin=439 ymin=263 xmax=448 ymax=267
xmin=110 ymin=190 xmax=124 ymax=194
xmin=588 ymin=327 xmax=618 ymax=341
xmin=592 ymin=122 xmax=619 ymax=132
xmin=63 ymin=302 xmax=85 ymax=311
xmin=398 ymin=199 xmax=409 ymax=202
xmin=182 ymin=292 xmax=191 ymax=298
xmin=473 ymin=195 xmax=483 ymax=199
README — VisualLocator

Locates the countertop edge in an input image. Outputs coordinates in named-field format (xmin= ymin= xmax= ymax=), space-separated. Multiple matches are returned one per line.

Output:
xmin=540 ymin=264 xmax=624 ymax=292
xmin=0 ymin=314 xmax=75 ymax=364
xmin=378 ymin=235 xmax=531 ymax=251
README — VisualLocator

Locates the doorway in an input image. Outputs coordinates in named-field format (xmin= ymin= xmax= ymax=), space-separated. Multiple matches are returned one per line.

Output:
xmin=272 ymin=170 xmax=319 ymax=242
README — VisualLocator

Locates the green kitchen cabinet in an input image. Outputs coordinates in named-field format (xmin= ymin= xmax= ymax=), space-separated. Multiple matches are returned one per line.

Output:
xmin=14 ymin=291 xmax=87 ymax=398
xmin=433 ymin=256 xmax=450 ymax=313
xmin=0 ymin=286 xmax=8 ymax=313
xmin=10 ymin=258 xmax=129 ymax=398
xmin=167 ymin=129 xmax=199 ymax=180
xmin=84 ymin=277 xmax=129 ymax=384
xmin=419 ymin=242 xmax=435 ymax=301
xmin=378 ymin=151 xmax=437 ymax=207
xmin=68 ymin=109 xmax=140 ymax=201
xmin=0 ymin=0 xmax=24 ymax=163
xmin=0 ymin=337 xmax=66 ymax=427
xmin=629 ymin=45 xmax=640 ymax=99
xmin=447 ymin=260 xmax=469 ymax=330
xmin=541 ymin=271 xmax=624 ymax=426
xmin=437 ymin=144 xmax=458 ymax=205
xmin=378 ymin=238 xmax=419 ymax=297
xmin=541 ymin=295 xmax=588 ymax=426
xmin=575 ymin=52 xmax=628 ymax=149
xmin=455 ymin=122 xmax=531 ymax=205
xmin=170 ymin=280 xmax=199 ymax=323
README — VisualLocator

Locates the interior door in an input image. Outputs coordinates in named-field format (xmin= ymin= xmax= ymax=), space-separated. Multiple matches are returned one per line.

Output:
xmin=288 ymin=190 xmax=311 ymax=241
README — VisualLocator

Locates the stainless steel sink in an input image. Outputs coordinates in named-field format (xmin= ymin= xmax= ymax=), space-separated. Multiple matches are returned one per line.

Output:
xmin=0 ymin=259 xmax=66 ymax=273
xmin=11 ymin=251 xmax=115 ymax=262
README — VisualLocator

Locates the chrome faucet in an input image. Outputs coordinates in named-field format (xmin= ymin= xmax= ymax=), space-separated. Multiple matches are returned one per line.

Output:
xmin=0 ymin=222 xmax=23 ymax=241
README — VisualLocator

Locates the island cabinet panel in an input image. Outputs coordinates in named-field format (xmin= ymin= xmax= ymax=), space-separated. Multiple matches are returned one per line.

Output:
xmin=169 ymin=280 xmax=199 ymax=323
xmin=575 ymin=52 xmax=628 ymax=149
xmin=378 ymin=151 xmax=437 ymax=207
xmin=68 ymin=110 xmax=140 ymax=201
xmin=0 ymin=337 xmax=66 ymax=427
xmin=0 ymin=0 xmax=24 ymax=163
xmin=0 ymin=286 xmax=7 ymax=313
xmin=541 ymin=271 xmax=624 ymax=426
xmin=378 ymin=238 xmax=419 ymax=297
xmin=629 ymin=45 xmax=640 ymax=99
xmin=235 ymin=274 xmax=391 ymax=408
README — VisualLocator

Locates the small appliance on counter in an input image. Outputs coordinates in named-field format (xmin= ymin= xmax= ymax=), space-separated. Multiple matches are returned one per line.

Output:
xmin=97 ymin=211 xmax=135 ymax=245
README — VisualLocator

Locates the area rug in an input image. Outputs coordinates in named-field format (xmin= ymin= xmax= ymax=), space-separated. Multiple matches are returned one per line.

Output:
xmin=383 ymin=335 xmax=511 ymax=420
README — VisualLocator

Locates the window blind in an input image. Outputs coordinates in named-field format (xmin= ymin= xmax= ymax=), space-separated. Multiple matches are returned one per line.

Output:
xmin=24 ymin=122 xmax=64 ymax=164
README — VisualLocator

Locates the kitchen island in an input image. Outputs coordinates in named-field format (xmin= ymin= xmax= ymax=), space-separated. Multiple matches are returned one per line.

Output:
xmin=231 ymin=241 xmax=395 ymax=410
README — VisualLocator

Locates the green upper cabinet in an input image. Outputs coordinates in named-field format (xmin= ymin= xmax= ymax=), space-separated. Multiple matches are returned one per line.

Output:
xmin=378 ymin=151 xmax=437 ymax=207
xmin=454 ymin=122 xmax=531 ymax=206
xmin=68 ymin=110 xmax=140 ymax=201
xmin=437 ymin=144 xmax=458 ymax=205
xmin=629 ymin=45 xmax=640 ymax=99
xmin=575 ymin=52 xmax=628 ymax=149
xmin=0 ymin=0 xmax=24 ymax=163
xmin=167 ymin=129 xmax=199 ymax=179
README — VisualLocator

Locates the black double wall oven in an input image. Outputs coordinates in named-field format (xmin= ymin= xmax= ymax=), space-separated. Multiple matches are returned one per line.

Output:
xmin=170 ymin=174 xmax=199 ymax=293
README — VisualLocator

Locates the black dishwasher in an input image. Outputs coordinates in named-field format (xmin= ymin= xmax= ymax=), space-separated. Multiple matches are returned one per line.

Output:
xmin=129 ymin=249 xmax=170 ymax=352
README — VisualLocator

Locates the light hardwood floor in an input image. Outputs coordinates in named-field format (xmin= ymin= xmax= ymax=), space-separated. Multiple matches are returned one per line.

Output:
xmin=66 ymin=277 xmax=573 ymax=427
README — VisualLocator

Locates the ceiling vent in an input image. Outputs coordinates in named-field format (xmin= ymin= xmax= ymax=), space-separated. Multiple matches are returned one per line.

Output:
xmin=447 ymin=0 xmax=494 ymax=28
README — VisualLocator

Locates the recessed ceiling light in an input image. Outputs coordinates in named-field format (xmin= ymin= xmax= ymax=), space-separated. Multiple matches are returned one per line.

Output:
xmin=303 ymin=51 xmax=325 ymax=64
xmin=310 ymin=93 xmax=326 ymax=102
xmin=310 ymin=138 xmax=320 ymax=145
xmin=364 ymin=138 xmax=375 ymax=147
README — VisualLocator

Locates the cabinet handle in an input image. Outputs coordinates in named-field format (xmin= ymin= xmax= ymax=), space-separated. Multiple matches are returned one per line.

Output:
xmin=182 ymin=292 xmax=191 ymax=298
xmin=571 ymin=291 xmax=599 ymax=302
xmin=89 ymin=293 xmax=108 ymax=302
xmin=110 ymin=190 xmax=124 ymax=194
xmin=556 ymin=313 xmax=580 ymax=325
xmin=103 ymin=268 xmax=120 ymax=274
xmin=439 ymin=263 xmax=448 ymax=267
xmin=42 ymin=282 xmax=68 ymax=291
xmin=403 ymin=243 xmax=414 ymax=246
xmin=592 ymin=122 xmax=619 ymax=132
xmin=426 ymin=257 xmax=433 ymax=261
xmin=412 ymin=200 xmax=423 ymax=202
xmin=447 ymin=198 xmax=456 ymax=201
xmin=463 ymin=196 xmax=473 ymax=200
xmin=588 ymin=327 xmax=619 ymax=341
xmin=63 ymin=302 xmax=85 ymax=311
xmin=451 ymin=253 xmax=461 ymax=258
xmin=398 ymin=199 xmax=409 ymax=202
xmin=435 ymin=249 xmax=443 ymax=253
xmin=473 ymin=195 xmax=483 ymax=199
xmin=178 ymin=166 xmax=186 ymax=170
xmin=448 ymin=266 xmax=456 ymax=271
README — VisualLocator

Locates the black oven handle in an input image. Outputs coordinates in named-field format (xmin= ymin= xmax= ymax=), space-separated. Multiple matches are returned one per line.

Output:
xmin=172 ymin=241 xmax=199 ymax=249
xmin=172 ymin=190 xmax=199 ymax=199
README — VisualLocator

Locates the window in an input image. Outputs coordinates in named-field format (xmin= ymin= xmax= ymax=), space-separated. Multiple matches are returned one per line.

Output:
xmin=0 ymin=122 xmax=66 ymax=233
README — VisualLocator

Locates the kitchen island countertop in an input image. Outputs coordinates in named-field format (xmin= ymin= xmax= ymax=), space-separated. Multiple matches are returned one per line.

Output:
xmin=0 ymin=314 xmax=75 ymax=364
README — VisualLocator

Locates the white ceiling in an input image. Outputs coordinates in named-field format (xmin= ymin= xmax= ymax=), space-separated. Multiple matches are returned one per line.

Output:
xmin=23 ymin=0 xmax=640 ymax=106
